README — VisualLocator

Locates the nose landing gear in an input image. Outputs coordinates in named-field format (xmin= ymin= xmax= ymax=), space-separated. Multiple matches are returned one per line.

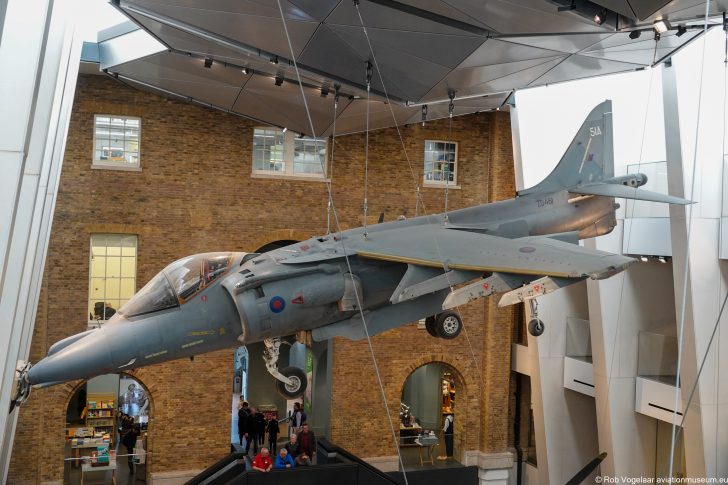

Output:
xmin=527 ymin=299 xmax=545 ymax=337
xmin=263 ymin=338 xmax=307 ymax=399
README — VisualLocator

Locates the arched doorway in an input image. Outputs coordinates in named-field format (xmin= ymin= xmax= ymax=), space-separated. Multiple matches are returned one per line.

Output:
xmin=64 ymin=373 xmax=152 ymax=484
xmin=399 ymin=362 xmax=463 ymax=468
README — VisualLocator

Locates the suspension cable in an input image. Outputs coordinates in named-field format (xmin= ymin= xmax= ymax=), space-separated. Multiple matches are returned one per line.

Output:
xmin=276 ymin=2 xmax=410 ymax=481
xmin=363 ymin=61 xmax=372 ymax=239
xmin=353 ymin=2 xmax=484 ymax=380
xmin=327 ymin=84 xmax=341 ymax=235
xmin=669 ymin=1 xmax=712 ymax=478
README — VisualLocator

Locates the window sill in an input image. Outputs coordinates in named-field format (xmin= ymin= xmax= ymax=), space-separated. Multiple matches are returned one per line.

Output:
xmin=91 ymin=163 xmax=142 ymax=172
xmin=423 ymin=182 xmax=461 ymax=189
xmin=251 ymin=172 xmax=330 ymax=183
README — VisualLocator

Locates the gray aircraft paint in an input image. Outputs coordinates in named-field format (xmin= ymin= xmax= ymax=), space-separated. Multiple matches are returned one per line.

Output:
xmin=19 ymin=100 xmax=691 ymax=392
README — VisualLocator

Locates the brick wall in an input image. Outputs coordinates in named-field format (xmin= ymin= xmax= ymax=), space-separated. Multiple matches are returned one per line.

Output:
xmin=8 ymin=74 xmax=517 ymax=483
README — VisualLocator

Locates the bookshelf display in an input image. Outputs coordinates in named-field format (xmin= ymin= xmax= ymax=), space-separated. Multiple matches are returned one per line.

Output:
xmin=85 ymin=393 xmax=116 ymax=443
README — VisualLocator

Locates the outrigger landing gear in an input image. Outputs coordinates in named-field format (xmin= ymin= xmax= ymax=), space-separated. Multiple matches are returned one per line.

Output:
xmin=527 ymin=299 xmax=545 ymax=337
xmin=9 ymin=362 xmax=32 ymax=414
xmin=263 ymin=338 xmax=307 ymax=399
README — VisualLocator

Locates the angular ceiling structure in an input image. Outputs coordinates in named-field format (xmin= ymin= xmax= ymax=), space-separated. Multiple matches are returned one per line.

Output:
xmin=94 ymin=0 xmax=727 ymax=135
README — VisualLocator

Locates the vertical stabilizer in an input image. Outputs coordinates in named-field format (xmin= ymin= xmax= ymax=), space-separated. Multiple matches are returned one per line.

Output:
xmin=518 ymin=100 xmax=613 ymax=196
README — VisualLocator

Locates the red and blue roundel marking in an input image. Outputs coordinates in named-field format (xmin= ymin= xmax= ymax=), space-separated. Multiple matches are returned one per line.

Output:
xmin=269 ymin=296 xmax=286 ymax=313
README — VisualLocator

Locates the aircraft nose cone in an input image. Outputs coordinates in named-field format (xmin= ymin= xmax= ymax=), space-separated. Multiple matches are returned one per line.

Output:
xmin=27 ymin=328 xmax=117 ymax=386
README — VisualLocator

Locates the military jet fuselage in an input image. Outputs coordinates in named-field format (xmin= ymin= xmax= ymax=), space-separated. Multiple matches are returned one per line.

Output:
xmin=13 ymin=100 xmax=690 ymax=404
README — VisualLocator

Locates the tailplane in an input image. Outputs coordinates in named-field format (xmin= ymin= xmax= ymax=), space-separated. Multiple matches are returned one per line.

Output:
xmin=519 ymin=100 xmax=613 ymax=196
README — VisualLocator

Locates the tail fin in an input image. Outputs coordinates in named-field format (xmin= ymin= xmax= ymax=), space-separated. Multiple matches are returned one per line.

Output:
xmin=518 ymin=100 xmax=613 ymax=196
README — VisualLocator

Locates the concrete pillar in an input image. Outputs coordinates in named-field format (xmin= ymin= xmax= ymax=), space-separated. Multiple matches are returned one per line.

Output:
xmin=0 ymin=0 xmax=81 ymax=480
xmin=663 ymin=52 xmax=728 ymax=479
xmin=524 ymin=283 xmax=600 ymax=484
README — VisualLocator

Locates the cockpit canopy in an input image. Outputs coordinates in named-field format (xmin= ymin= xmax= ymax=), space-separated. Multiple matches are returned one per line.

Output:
xmin=119 ymin=253 xmax=234 ymax=317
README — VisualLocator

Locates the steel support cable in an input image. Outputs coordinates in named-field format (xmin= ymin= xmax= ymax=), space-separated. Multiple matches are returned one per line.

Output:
xmin=275 ymin=2 xmax=410 ymax=482
xmin=327 ymin=85 xmax=341 ymax=235
xmin=353 ymin=2 xmax=484 ymax=381
xmin=597 ymin=61 xmax=657 ymax=476
xmin=669 ymin=0 xmax=711 ymax=478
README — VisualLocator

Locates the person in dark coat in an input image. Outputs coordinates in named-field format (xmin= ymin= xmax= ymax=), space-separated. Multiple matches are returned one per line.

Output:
xmin=237 ymin=400 xmax=249 ymax=447
xmin=247 ymin=407 xmax=266 ymax=455
xmin=266 ymin=417 xmax=280 ymax=454
xmin=256 ymin=411 xmax=266 ymax=447
xmin=121 ymin=424 xmax=140 ymax=473
xmin=296 ymin=422 xmax=316 ymax=465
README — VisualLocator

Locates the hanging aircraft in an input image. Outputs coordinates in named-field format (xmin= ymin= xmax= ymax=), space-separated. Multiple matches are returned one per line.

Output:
xmin=10 ymin=100 xmax=691 ymax=407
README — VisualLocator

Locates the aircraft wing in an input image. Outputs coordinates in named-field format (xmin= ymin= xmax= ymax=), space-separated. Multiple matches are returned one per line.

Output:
xmin=571 ymin=183 xmax=692 ymax=205
xmin=351 ymin=225 xmax=634 ymax=280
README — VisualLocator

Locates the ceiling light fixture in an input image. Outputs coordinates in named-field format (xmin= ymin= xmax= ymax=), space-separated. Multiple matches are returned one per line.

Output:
xmin=653 ymin=19 xmax=671 ymax=34
xmin=658 ymin=256 xmax=667 ymax=263
xmin=274 ymin=75 xmax=284 ymax=86
xmin=270 ymin=55 xmax=279 ymax=64
xmin=594 ymin=8 xmax=607 ymax=25
xmin=557 ymin=1 xmax=576 ymax=12
xmin=640 ymin=256 xmax=649 ymax=262
xmin=282 ymin=127 xmax=287 ymax=133
xmin=243 ymin=67 xmax=251 ymax=75
xmin=320 ymin=86 xmax=329 ymax=98
xmin=629 ymin=30 xmax=641 ymax=40
xmin=676 ymin=25 xmax=687 ymax=37
xmin=421 ymin=105 xmax=428 ymax=126
xmin=204 ymin=57 xmax=213 ymax=68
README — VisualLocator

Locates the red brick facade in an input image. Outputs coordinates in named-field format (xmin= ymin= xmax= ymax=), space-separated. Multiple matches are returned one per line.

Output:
xmin=8 ymin=74 xmax=517 ymax=483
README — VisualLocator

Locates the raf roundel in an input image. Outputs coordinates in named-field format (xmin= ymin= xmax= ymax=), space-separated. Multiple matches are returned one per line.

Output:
xmin=269 ymin=296 xmax=286 ymax=313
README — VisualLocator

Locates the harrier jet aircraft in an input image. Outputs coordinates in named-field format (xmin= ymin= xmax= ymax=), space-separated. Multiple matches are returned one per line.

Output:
xmin=11 ymin=100 xmax=690 ymax=406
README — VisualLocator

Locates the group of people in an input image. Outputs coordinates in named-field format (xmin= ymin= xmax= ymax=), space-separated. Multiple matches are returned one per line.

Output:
xmin=250 ymin=423 xmax=317 ymax=472
xmin=237 ymin=398 xmax=317 ymax=472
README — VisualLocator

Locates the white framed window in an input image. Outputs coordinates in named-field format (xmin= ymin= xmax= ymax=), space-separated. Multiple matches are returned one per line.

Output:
xmin=88 ymin=234 xmax=137 ymax=326
xmin=423 ymin=140 xmax=457 ymax=186
xmin=252 ymin=127 xmax=327 ymax=179
xmin=93 ymin=115 xmax=141 ymax=170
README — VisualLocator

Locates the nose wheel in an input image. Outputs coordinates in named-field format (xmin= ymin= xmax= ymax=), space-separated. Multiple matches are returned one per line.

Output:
xmin=9 ymin=362 xmax=32 ymax=414
xmin=527 ymin=299 xmax=545 ymax=337
xmin=263 ymin=338 xmax=307 ymax=399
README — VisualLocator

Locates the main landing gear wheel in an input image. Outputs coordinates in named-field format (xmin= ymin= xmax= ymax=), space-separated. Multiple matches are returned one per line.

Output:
xmin=275 ymin=366 xmax=307 ymax=399
xmin=435 ymin=311 xmax=462 ymax=340
xmin=425 ymin=316 xmax=439 ymax=337
xmin=528 ymin=318 xmax=545 ymax=337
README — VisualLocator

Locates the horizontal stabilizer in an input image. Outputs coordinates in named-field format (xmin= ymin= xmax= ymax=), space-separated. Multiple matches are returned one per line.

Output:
xmin=498 ymin=276 xmax=584 ymax=307
xmin=571 ymin=183 xmax=692 ymax=205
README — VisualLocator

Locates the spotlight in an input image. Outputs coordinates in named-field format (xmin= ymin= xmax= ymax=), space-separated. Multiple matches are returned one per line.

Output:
xmin=629 ymin=30 xmax=641 ymax=40
xmin=640 ymin=256 xmax=649 ymax=262
xmin=204 ymin=57 xmax=213 ymax=68
xmin=421 ymin=105 xmax=427 ymax=126
xmin=243 ymin=67 xmax=251 ymax=75
xmin=270 ymin=55 xmax=279 ymax=64
xmin=274 ymin=75 xmax=283 ymax=86
xmin=658 ymin=256 xmax=667 ymax=263
xmin=282 ymin=127 xmax=287 ymax=133
xmin=320 ymin=86 xmax=329 ymax=98
xmin=594 ymin=8 xmax=607 ymax=25
xmin=676 ymin=25 xmax=687 ymax=37
xmin=654 ymin=31 xmax=661 ymax=42
xmin=557 ymin=1 xmax=576 ymax=12
xmin=653 ymin=19 xmax=671 ymax=34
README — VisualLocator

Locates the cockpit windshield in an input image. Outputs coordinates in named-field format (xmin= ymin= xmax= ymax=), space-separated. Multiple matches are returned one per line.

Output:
xmin=119 ymin=272 xmax=178 ymax=318
xmin=163 ymin=252 xmax=234 ymax=303
xmin=118 ymin=252 xmax=234 ymax=318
